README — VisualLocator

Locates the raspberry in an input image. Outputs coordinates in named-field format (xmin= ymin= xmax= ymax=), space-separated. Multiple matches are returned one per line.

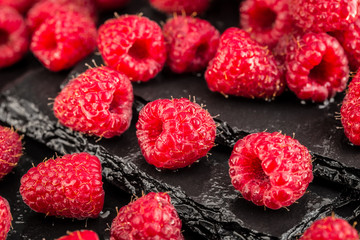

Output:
xmin=229 ymin=132 xmax=313 ymax=210
xmin=56 ymin=230 xmax=99 ymax=240
xmin=299 ymin=216 xmax=359 ymax=240
xmin=20 ymin=152 xmax=105 ymax=219
xmin=149 ymin=0 xmax=210 ymax=15
xmin=285 ymin=32 xmax=349 ymax=102
xmin=163 ymin=15 xmax=220 ymax=74
xmin=0 ymin=0 xmax=35 ymax=14
xmin=289 ymin=0 xmax=358 ymax=32
xmin=97 ymin=15 xmax=166 ymax=82
xmin=205 ymin=27 xmax=284 ymax=100
xmin=136 ymin=98 xmax=216 ymax=170
xmin=94 ymin=0 xmax=129 ymax=11
xmin=26 ymin=0 xmax=97 ymax=32
xmin=0 ymin=6 xmax=29 ymax=69
xmin=239 ymin=0 xmax=292 ymax=49
xmin=0 ymin=125 xmax=22 ymax=179
xmin=110 ymin=192 xmax=184 ymax=240
xmin=0 ymin=196 xmax=11 ymax=240
xmin=30 ymin=10 xmax=97 ymax=72
xmin=53 ymin=66 xmax=133 ymax=138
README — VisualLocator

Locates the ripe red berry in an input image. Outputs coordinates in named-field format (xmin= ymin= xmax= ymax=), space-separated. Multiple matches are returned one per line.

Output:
xmin=149 ymin=0 xmax=210 ymax=15
xmin=0 ymin=125 xmax=22 ymax=179
xmin=205 ymin=27 xmax=284 ymax=100
xmin=239 ymin=0 xmax=292 ymax=49
xmin=299 ymin=216 xmax=359 ymax=240
xmin=53 ymin=66 xmax=133 ymax=139
xmin=56 ymin=230 xmax=99 ymax=240
xmin=110 ymin=192 xmax=184 ymax=240
xmin=163 ymin=15 xmax=220 ymax=73
xmin=0 ymin=196 xmax=11 ymax=240
xmin=20 ymin=152 xmax=105 ymax=219
xmin=0 ymin=6 xmax=29 ymax=69
xmin=136 ymin=98 xmax=216 ymax=170
xmin=285 ymin=32 xmax=349 ymax=102
xmin=97 ymin=15 xmax=166 ymax=82
xmin=30 ymin=10 xmax=97 ymax=72
xmin=289 ymin=0 xmax=358 ymax=32
xmin=0 ymin=0 xmax=35 ymax=14
xmin=94 ymin=0 xmax=129 ymax=11
xmin=229 ymin=132 xmax=313 ymax=210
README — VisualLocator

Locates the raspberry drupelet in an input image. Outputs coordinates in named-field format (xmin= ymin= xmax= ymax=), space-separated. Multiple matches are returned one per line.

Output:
xmin=0 ymin=0 xmax=35 ymax=14
xmin=229 ymin=132 xmax=313 ymax=210
xmin=56 ymin=230 xmax=100 ymax=240
xmin=136 ymin=98 xmax=216 ymax=170
xmin=163 ymin=15 xmax=220 ymax=74
xmin=149 ymin=0 xmax=210 ymax=15
xmin=97 ymin=14 xmax=166 ymax=82
xmin=0 ymin=196 xmax=11 ymax=240
xmin=0 ymin=125 xmax=22 ymax=179
xmin=53 ymin=66 xmax=133 ymax=139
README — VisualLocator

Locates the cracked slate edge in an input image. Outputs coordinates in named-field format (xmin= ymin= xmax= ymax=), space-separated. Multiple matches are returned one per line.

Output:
xmin=0 ymin=94 xmax=276 ymax=240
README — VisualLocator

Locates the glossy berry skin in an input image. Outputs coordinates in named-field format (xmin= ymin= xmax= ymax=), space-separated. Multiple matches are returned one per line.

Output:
xmin=53 ymin=66 xmax=133 ymax=138
xmin=229 ymin=132 xmax=313 ymax=210
xmin=95 ymin=0 xmax=129 ymax=10
xmin=289 ymin=0 xmax=358 ymax=32
xmin=163 ymin=16 xmax=220 ymax=73
xmin=149 ymin=0 xmax=210 ymax=15
xmin=0 ymin=196 xmax=11 ymax=240
xmin=0 ymin=6 xmax=29 ymax=69
xmin=110 ymin=192 xmax=184 ymax=240
xmin=0 ymin=0 xmax=35 ymax=14
xmin=299 ymin=216 xmax=359 ymax=240
xmin=97 ymin=15 xmax=166 ymax=82
xmin=240 ymin=0 xmax=292 ymax=49
xmin=30 ymin=10 xmax=97 ymax=72
xmin=20 ymin=152 xmax=105 ymax=219
xmin=136 ymin=98 xmax=216 ymax=170
xmin=205 ymin=27 xmax=284 ymax=100
xmin=0 ymin=126 xmax=22 ymax=179
xmin=56 ymin=230 xmax=100 ymax=240
xmin=285 ymin=32 xmax=349 ymax=102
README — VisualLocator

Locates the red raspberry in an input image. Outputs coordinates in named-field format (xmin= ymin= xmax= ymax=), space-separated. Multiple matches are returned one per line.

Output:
xmin=239 ymin=0 xmax=292 ymax=49
xmin=0 ymin=0 xmax=35 ymax=14
xmin=110 ymin=192 xmax=184 ymax=240
xmin=56 ymin=230 xmax=99 ymax=240
xmin=97 ymin=15 xmax=166 ymax=82
xmin=30 ymin=10 xmax=97 ymax=72
xmin=0 ymin=125 xmax=22 ymax=179
xmin=229 ymin=132 xmax=313 ymax=210
xmin=289 ymin=0 xmax=358 ymax=32
xmin=26 ymin=0 xmax=97 ymax=32
xmin=136 ymin=98 xmax=216 ymax=170
xmin=163 ymin=16 xmax=220 ymax=74
xmin=0 ymin=196 xmax=11 ymax=240
xmin=285 ymin=32 xmax=349 ymax=102
xmin=94 ymin=0 xmax=129 ymax=11
xmin=0 ymin=6 xmax=29 ymax=69
xmin=20 ymin=152 xmax=105 ymax=219
xmin=205 ymin=27 xmax=284 ymax=100
xmin=53 ymin=66 xmax=133 ymax=138
xmin=299 ymin=216 xmax=359 ymax=240
xmin=149 ymin=0 xmax=210 ymax=15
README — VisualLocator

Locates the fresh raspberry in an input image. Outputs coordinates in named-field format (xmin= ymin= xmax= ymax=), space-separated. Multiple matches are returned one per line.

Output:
xmin=0 ymin=125 xmax=22 ymax=179
xmin=20 ymin=152 xmax=105 ymax=219
xmin=0 ymin=6 xmax=29 ymax=69
xmin=149 ymin=0 xmax=210 ymax=15
xmin=163 ymin=16 xmax=220 ymax=74
xmin=94 ymin=0 xmax=129 ymax=11
xmin=30 ymin=10 xmax=97 ymax=72
xmin=110 ymin=192 xmax=184 ymax=240
xmin=0 ymin=196 xmax=11 ymax=240
xmin=0 ymin=0 xmax=35 ymax=14
xmin=136 ymin=98 xmax=216 ymax=170
xmin=331 ymin=19 xmax=360 ymax=71
xmin=53 ymin=66 xmax=133 ymax=138
xmin=26 ymin=0 xmax=97 ymax=32
xmin=97 ymin=15 xmax=166 ymax=82
xmin=285 ymin=32 xmax=349 ymax=102
xmin=229 ymin=132 xmax=313 ymax=210
xmin=299 ymin=216 xmax=359 ymax=240
xmin=205 ymin=27 xmax=284 ymax=100
xmin=289 ymin=0 xmax=358 ymax=32
xmin=56 ymin=230 xmax=99 ymax=240
xmin=239 ymin=0 xmax=292 ymax=49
